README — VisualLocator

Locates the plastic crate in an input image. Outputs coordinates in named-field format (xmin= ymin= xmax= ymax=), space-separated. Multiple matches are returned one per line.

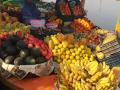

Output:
xmin=98 ymin=39 xmax=120 ymax=68
xmin=99 ymin=39 xmax=120 ymax=58
xmin=100 ymin=52 xmax=120 ymax=68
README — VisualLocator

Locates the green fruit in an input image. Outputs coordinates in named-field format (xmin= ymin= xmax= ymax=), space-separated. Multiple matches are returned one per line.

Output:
xmin=7 ymin=35 xmax=20 ymax=44
xmin=25 ymin=56 xmax=36 ymax=65
xmin=16 ymin=40 xmax=27 ymax=49
xmin=6 ymin=46 xmax=18 ymax=55
xmin=5 ymin=56 xmax=14 ymax=64
xmin=30 ymin=48 xmax=41 ymax=57
xmin=2 ymin=40 xmax=12 ymax=49
xmin=19 ymin=49 xmax=29 ymax=58
xmin=14 ymin=57 xmax=24 ymax=65
xmin=0 ymin=51 xmax=8 ymax=59
xmin=36 ymin=57 xmax=46 ymax=64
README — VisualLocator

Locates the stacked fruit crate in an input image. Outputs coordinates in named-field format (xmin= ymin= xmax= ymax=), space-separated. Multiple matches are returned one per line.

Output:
xmin=98 ymin=39 xmax=120 ymax=67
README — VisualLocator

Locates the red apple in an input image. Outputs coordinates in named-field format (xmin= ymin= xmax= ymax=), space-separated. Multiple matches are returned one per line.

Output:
xmin=2 ymin=12 xmax=8 ymax=17
xmin=28 ymin=44 xmax=33 ymax=48
xmin=25 ymin=33 xmax=30 ymax=38
xmin=24 ymin=39 xmax=29 ymax=44
xmin=17 ymin=31 xmax=23 ymax=38
xmin=45 ymin=55 xmax=51 ymax=60
xmin=0 ymin=34 xmax=4 ymax=39
xmin=35 ymin=45 xmax=40 ymax=48
xmin=29 ymin=40 xmax=34 ymax=44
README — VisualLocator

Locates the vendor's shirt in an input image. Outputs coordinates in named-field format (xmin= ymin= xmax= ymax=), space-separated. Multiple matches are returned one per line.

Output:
xmin=21 ymin=3 xmax=41 ymax=24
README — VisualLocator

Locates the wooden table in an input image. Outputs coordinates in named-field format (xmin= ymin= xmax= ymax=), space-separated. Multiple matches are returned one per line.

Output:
xmin=0 ymin=75 xmax=56 ymax=90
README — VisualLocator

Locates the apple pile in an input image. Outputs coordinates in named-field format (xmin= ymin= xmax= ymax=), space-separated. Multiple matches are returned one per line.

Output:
xmin=24 ymin=33 xmax=53 ymax=60
xmin=0 ymin=31 xmax=26 ymax=41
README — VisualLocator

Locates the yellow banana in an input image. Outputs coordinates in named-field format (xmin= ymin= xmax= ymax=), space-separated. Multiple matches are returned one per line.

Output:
xmin=103 ymin=34 xmax=117 ymax=44
xmin=108 ymin=71 xmax=114 ymax=79
xmin=51 ymin=35 xmax=59 ymax=45
xmin=102 ymin=63 xmax=110 ymax=75
xmin=90 ymin=72 xmax=102 ymax=82
xmin=86 ymin=61 xmax=98 ymax=75
xmin=98 ymin=77 xmax=110 ymax=84
xmin=48 ymin=40 xmax=54 ymax=49
xmin=96 ymin=29 xmax=109 ymax=34
xmin=102 ymin=62 xmax=106 ymax=69
xmin=84 ymin=84 xmax=90 ymax=90
xmin=108 ymin=71 xmax=115 ymax=81
xmin=86 ymin=83 xmax=92 ymax=89
xmin=81 ymin=82 xmax=85 ymax=90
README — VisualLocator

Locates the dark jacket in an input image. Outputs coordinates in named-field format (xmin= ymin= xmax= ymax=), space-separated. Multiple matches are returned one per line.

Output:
xmin=21 ymin=2 xmax=41 ymax=24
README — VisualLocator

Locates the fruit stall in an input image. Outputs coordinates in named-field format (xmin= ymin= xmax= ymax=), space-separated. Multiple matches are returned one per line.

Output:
xmin=0 ymin=0 xmax=120 ymax=90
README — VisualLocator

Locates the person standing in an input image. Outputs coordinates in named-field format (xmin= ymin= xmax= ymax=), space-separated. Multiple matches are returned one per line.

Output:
xmin=21 ymin=0 xmax=41 ymax=24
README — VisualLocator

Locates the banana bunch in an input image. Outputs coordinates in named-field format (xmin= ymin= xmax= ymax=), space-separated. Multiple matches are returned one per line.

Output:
xmin=85 ymin=61 xmax=99 ymax=75
xmin=45 ymin=34 xmax=69 ymax=57
xmin=56 ymin=45 xmax=118 ymax=90
xmin=89 ymin=72 xmax=102 ymax=83
xmin=102 ymin=62 xmax=111 ymax=75
xmin=103 ymin=34 xmax=117 ymax=44
xmin=95 ymin=29 xmax=109 ymax=35
xmin=51 ymin=35 xmax=60 ymax=45
xmin=96 ymin=52 xmax=105 ymax=59
xmin=58 ymin=83 xmax=68 ymax=90
xmin=96 ymin=77 xmax=110 ymax=90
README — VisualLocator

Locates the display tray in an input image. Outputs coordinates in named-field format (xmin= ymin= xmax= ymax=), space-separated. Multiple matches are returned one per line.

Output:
xmin=99 ymin=39 xmax=120 ymax=58
xmin=98 ymin=39 xmax=120 ymax=67
xmin=100 ymin=51 xmax=120 ymax=67
xmin=0 ymin=58 xmax=54 ymax=80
